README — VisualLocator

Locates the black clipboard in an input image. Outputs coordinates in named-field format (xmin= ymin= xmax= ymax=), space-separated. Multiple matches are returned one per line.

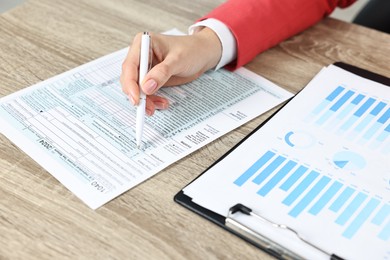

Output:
xmin=174 ymin=62 xmax=390 ymax=260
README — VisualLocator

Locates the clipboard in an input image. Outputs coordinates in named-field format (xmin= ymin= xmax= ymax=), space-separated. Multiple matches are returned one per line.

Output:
xmin=174 ymin=62 xmax=390 ymax=260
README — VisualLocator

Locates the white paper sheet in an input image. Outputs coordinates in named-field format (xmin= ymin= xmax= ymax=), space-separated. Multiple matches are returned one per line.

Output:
xmin=0 ymin=32 xmax=292 ymax=209
xmin=184 ymin=65 xmax=390 ymax=259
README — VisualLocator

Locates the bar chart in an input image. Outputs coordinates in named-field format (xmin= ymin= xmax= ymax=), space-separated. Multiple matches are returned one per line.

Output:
xmin=306 ymin=86 xmax=390 ymax=154
xmin=182 ymin=65 xmax=389 ymax=259
xmin=234 ymin=150 xmax=389 ymax=241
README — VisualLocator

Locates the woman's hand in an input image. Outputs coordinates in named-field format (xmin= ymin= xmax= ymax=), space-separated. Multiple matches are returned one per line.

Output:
xmin=120 ymin=27 xmax=222 ymax=115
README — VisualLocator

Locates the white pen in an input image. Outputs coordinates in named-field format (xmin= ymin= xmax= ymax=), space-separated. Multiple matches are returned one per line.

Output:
xmin=136 ymin=32 xmax=151 ymax=148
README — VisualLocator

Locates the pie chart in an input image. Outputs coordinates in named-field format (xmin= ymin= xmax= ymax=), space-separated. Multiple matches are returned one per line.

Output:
xmin=284 ymin=131 xmax=316 ymax=148
xmin=332 ymin=151 xmax=366 ymax=171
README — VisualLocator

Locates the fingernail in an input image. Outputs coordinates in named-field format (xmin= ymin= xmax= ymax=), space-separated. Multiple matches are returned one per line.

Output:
xmin=154 ymin=101 xmax=169 ymax=110
xmin=143 ymin=79 xmax=157 ymax=94
xmin=146 ymin=108 xmax=153 ymax=116
xmin=128 ymin=94 xmax=136 ymax=105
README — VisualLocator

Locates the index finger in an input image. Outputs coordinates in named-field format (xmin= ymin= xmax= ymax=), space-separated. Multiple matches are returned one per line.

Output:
xmin=120 ymin=33 xmax=143 ymax=105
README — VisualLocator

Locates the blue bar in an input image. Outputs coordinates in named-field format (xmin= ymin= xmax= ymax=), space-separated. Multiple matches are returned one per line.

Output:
xmin=372 ymin=204 xmax=390 ymax=225
xmin=378 ymin=108 xmax=390 ymax=124
xmin=378 ymin=220 xmax=390 ymax=241
xmin=330 ymin=90 xmax=355 ymax=112
xmin=362 ymin=122 xmax=382 ymax=140
xmin=354 ymin=97 xmax=375 ymax=117
xmin=309 ymin=181 xmax=343 ymax=215
xmin=386 ymin=123 xmax=390 ymax=132
xmin=327 ymin=86 xmax=345 ymax=101
xmin=329 ymin=187 xmax=355 ymax=212
xmin=234 ymin=151 xmax=275 ymax=186
xmin=355 ymin=101 xmax=386 ymax=134
xmin=282 ymin=170 xmax=319 ymax=206
xmin=333 ymin=95 xmax=364 ymax=123
xmin=335 ymin=192 xmax=368 ymax=225
xmin=351 ymin=94 xmax=365 ymax=105
xmin=288 ymin=176 xmax=331 ymax=217
xmin=280 ymin=165 xmax=308 ymax=191
xmin=370 ymin=101 xmax=386 ymax=115
xmin=354 ymin=114 xmax=375 ymax=132
xmin=252 ymin=155 xmax=286 ymax=185
xmin=343 ymin=198 xmax=380 ymax=239
xmin=257 ymin=160 xmax=297 ymax=196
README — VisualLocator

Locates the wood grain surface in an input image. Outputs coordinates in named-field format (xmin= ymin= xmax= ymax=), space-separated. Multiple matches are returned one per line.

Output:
xmin=1 ymin=0 xmax=389 ymax=259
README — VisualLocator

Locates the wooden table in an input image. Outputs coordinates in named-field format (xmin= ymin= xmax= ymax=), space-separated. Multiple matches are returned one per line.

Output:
xmin=1 ymin=0 xmax=389 ymax=259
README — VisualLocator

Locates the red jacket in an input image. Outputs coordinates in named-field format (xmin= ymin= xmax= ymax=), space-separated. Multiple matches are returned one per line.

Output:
xmin=201 ymin=0 xmax=356 ymax=69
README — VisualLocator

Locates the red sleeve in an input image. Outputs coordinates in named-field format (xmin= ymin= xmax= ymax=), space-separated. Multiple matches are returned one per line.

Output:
xmin=200 ymin=0 xmax=356 ymax=69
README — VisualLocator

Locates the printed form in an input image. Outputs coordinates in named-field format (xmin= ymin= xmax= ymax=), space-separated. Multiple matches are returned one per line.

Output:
xmin=0 ymin=45 xmax=292 ymax=209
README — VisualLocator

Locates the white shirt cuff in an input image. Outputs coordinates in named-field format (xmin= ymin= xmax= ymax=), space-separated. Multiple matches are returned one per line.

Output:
xmin=189 ymin=18 xmax=237 ymax=70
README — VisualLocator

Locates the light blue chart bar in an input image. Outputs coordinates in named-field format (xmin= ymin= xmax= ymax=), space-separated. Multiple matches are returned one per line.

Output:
xmin=329 ymin=186 xmax=355 ymax=212
xmin=234 ymin=151 xmax=275 ymax=186
xmin=376 ymin=124 xmax=390 ymax=142
xmin=335 ymin=192 xmax=368 ymax=226
xmin=336 ymin=94 xmax=365 ymax=120
xmin=288 ymin=176 xmax=331 ymax=217
xmin=309 ymin=181 xmax=343 ymax=215
xmin=353 ymin=115 xmax=375 ymax=135
xmin=257 ymin=160 xmax=297 ymax=196
xmin=339 ymin=97 xmax=376 ymax=132
xmin=372 ymin=204 xmax=390 ymax=225
xmin=252 ymin=155 xmax=286 ymax=185
xmin=311 ymin=86 xmax=345 ymax=115
xmin=316 ymin=90 xmax=355 ymax=125
xmin=282 ymin=170 xmax=319 ymax=206
xmin=362 ymin=122 xmax=383 ymax=141
xmin=279 ymin=165 xmax=308 ymax=191
xmin=342 ymin=198 xmax=380 ymax=239
xmin=325 ymin=94 xmax=365 ymax=131
xmin=378 ymin=220 xmax=390 ymax=241
xmin=352 ymin=101 xmax=386 ymax=135
xmin=361 ymin=107 xmax=390 ymax=141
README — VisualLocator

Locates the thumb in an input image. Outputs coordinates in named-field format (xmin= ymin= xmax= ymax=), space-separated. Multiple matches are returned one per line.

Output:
xmin=141 ymin=60 xmax=175 ymax=95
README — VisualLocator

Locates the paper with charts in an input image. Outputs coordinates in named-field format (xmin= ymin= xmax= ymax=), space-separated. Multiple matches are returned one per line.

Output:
xmin=0 ymin=46 xmax=292 ymax=209
xmin=184 ymin=65 xmax=390 ymax=260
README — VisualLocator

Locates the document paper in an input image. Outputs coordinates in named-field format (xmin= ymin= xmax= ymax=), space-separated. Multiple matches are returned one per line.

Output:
xmin=184 ymin=65 xmax=390 ymax=259
xmin=0 ymin=47 xmax=292 ymax=209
